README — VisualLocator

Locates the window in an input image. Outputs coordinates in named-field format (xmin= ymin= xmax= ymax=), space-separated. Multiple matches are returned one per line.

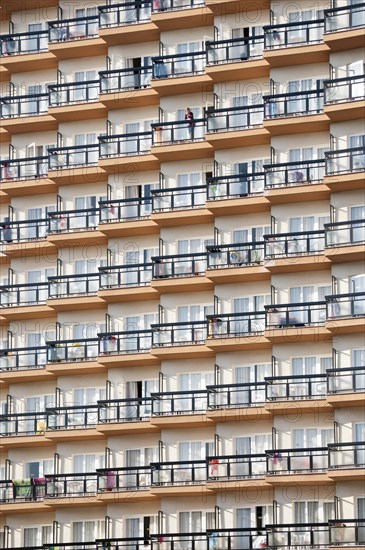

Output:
xmin=178 ymin=371 xmax=214 ymax=391
xmin=179 ymin=441 xmax=214 ymax=461
xmin=294 ymin=501 xmax=334 ymax=523
xmin=236 ymin=434 xmax=271 ymax=455
xmin=125 ymin=447 xmax=158 ymax=467
xmin=292 ymin=356 xmax=331 ymax=375
xmin=179 ymin=510 xmax=215 ymax=533
xmin=125 ymin=516 xmax=157 ymax=540
xmin=72 ymin=520 xmax=104 ymax=543
xmin=73 ymin=387 xmax=106 ymax=406
xmin=293 ymin=428 xmax=332 ymax=448
xmin=23 ymin=526 xmax=52 ymax=546
xmin=177 ymin=304 xmax=213 ymax=322
xmin=24 ymin=460 xmax=53 ymax=478
xmin=73 ymin=454 xmax=104 ymax=473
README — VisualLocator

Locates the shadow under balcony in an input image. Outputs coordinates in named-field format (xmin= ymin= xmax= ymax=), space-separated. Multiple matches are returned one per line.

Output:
xmin=265 ymin=302 xmax=329 ymax=343
xmin=206 ymin=381 xmax=270 ymax=422
xmin=0 ymin=282 xmax=53 ymax=320
xmin=324 ymin=2 xmax=365 ymax=51
xmin=263 ymin=19 xmax=329 ymax=67
xmin=97 ymin=466 xmax=154 ymax=502
xmin=98 ymin=397 xmax=159 ymax=435
xmin=48 ymin=15 xmax=107 ymax=58
xmin=150 ymin=459 xmax=206 ymax=495
xmin=328 ymin=518 xmax=365 ymax=548
xmin=151 ymin=252 xmax=212 ymax=293
xmin=206 ymin=35 xmax=268 ymax=82
xmin=265 ymin=447 xmax=329 ymax=485
xmin=99 ymin=1 xmax=159 ymax=45
xmin=328 ymin=441 xmax=365 ymax=481
xmin=98 ymin=329 xmax=158 ymax=367
xmin=0 ymin=218 xmax=55 ymax=258
xmin=99 ymin=66 xmax=158 ymax=110
xmin=0 ymin=411 xmax=49 ymax=447
xmin=205 ymin=105 xmax=269 ymax=149
xmin=45 ymin=472 xmax=98 ymax=505
xmin=325 ymin=219 xmax=365 ymax=263
xmin=0 ymin=156 xmax=56 ymax=197
xmin=46 ymin=405 xmax=103 ymax=442
xmin=150 ymin=389 xmax=212 ymax=428
xmin=206 ymin=173 xmax=269 ymax=216
xmin=48 ymin=80 xmax=106 ymax=121
xmin=48 ymin=144 xmax=105 ymax=184
xmin=151 ymin=185 xmax=212 ymax=226
xmin=324 ymin=74 xmax=365 ymax=122
xmin=99 ymin=196 xmax=158 ymax=237
xmin=266 ymin=522 xmax=330 ymax=548
xmin=99 ymin=131 xmax=158 ymax=173
xmin=47 ymin=207 xmax=107 ymax=247
xmin=324 ymin=146 xmax=365 ymax=192
xmin=98 ymin=262 xmax=158 ymax=302
xmin=206 ymin=241 xmax=268 ymax=284
xmin=151 ymin=320 xmax=213 ymax=359
xmin=0 ymin=92 xmax=55 ymax=134
xmin=327 ymin=366 xmax=365 ymax=407
xmin=46 ymin=338 xmax=102 ymax=376
xmin=206 ymin=311 xmax=269 ymax=352
xmin=151 ymin=0 xmax=213 ymax=32
xmin=326 ymin=292 xmax=365 ymax=334
xmin=48 ymin=273 xmax=104 ymax=310
xmin=151 ymin=51 xmax=210 ymax=96
xmin=151 ymin=119 xmax=212 ymax=161
xmin=0 ymin=30 xmax=56 ymax=72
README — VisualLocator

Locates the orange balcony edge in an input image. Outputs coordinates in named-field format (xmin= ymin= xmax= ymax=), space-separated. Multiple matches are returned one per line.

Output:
xmin=99 ymin=89 xmax=160 ymax=110
xmin=1 ymin=241 xmax=56 ymax=259
xmin=324 ymin=244 xmax=365 ymax=264
xmin=151 ymin=344 xmax=215 ymax=360
xmin=1 ymin=52 xmax=58 ymax=72
xmin=45 ymin=428 xmax=105 ymax=442
xmin=206 ymin=196 xmax=270 ymax=216
xmin=48 ymin=38 xmax=108 ymax=59
xmin=46 ymin=360 xmax=106 ymax=376
xmin=98 ymin=219 xmax=160 ymax=238
xmin=206 ymin=58 xmax=270 ymax=83
xmin=47 ymin=295 xmax=106 ymax=311
xmin=324 ymin=100 xmax=365 ymax=123
xmin=326 ymin=317 xmax=365 ymax=335
xmin=150 ymin=413 xmax=214 ymax=429
xmin=0 ymin=369 xmax=56 ymax=386
xmin=263 ymin=255 xmax=331 ymax=274
xmin=205 ymin=127 xmax=270 ymax=149
xmin=0 ymin=304 xmax=55 ymax=320
xmin=99 ymin=23 xmax=160 ymax=46
xmin=48 ymin=166 xmax=107 ymax=184
xmin=264 ymin=114 xmax=329 ymax=136
xmin=99 ymin=154 xmax=160 ymax=174
xmin=97 ymin=286 xmax=160 ymax=303
xmin=206 ymin=335 xmax=272 ymax=352
xmin=151 ymin=276 xmax=214 ymax=294
xmin=265 ymin=183 xmax=330 ymax=204
xmin=47 ymin=230 xmax=107 ymax=248
xmin=206 ymin=405 xmax=272 ymax=423
xmin=152 ymin=141 xmax=214 ymax=161
xmin=151 ymin=7 xmax=214 ymax=31
xmin=265 ymin=472 xmax=332 ymax=486
xmin=265 ymin=399 xmax=332 ymax=416
xmin=206 ymin=265 xmax=271 ymax=284
xmin=327 ymin=467 xmax=365 ymax=481
xmin=264 ymin=325 xmax=331 ymax=344
xmin=97 ymin=420 xmax=160 ymax=436
xmin=97 ymin=353 xmax=160 ymax=368
xmin=1 ymin=115 xmax=58 ymax=134
xmin=48 ymin=102 xmax=107 ymax=122
xmin=323 ymin=171 xmax=365 ymax=192
xmin=0 ymin=501 xmax=51 ymax=515
xmin=206 ymin=0 xmax=270 ymax=16
xmin=263 ymin=43 xmax=330 ymax=67
xmin=323 ymin=28 xmax=365 ymax=52
xmin=326 ymin=392 xmax=365 ymax=408
xmin=151 ymin=208 xmax=214 ymax=227
xmin=97 ymin=490 xmax=159 ymax=503
xmin=151 ymin=74 xmax=213 ymax=97
xmin=1 ymin=178 xmax=58 ymax=197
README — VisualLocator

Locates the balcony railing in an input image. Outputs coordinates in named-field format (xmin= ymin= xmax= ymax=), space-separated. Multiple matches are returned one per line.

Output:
xmin=267 ymin=522 xmax=329 ymax=547
xmin=264 ymin=89 xmax=324 ymax=118
xmin=47 ymin=405 xmax=98 ymax=429
xmin=99 ymin=131 xmax=152 ymax=157
xmin=151 ymin=460 xmax=206 ymax=485
xmin=0 ymin=30 xmax=48 ymax=56
xmin=327 ymin=366 xmax=365 ymax=394
xmin=99 ymin=263 xmax=153 ymax=288
xmin=152 ymin=51 xmax=205 ymax=79
xmin=207 ymin=382 xmax=266 ymax=410
xmin=0 ymin=411 xmax=48 ymax=436
xmin=325 ymin=146 xmax=365 ymax=175
xmin=324 ymin=74 xmax=365 ymax=104
xmin=206 ymin=105 xmax=264 ymax=132
xmin=266 ymin=374 xmax=327 ymax=401
xmin=98 ymin=397 xmax=152 ymax=423
xmin=264 ymin=19 xmax=324 ymax=49
xmin=0 ymin=479 xmax=46 ymax=502
xmin=1 ymin=93 xmax=49 ymax=118
xmin=151 ymin=184 xmax=206 ymax=211
xmin=265 ymin=159 xmax=325 ymax=188
xmin=207 ymin=311 xmax=266 ymax=338
xmin=48 ymin=273 xmax=99 ymax=298
xmin=152 ymin=320 xmax=207 ymax=346
xmin=0 ymin=346 xmax=48 ymax=371
xmin=0 ymin=282 xmax=48 ymax=307
xmin=325 ymin=3 xmax=365 ymax=32
xmin=329 ymin=519 xmax=365 ymax=546
xmin=152 ymin=252 xmax=207 ymax=278
xmin=207 ymin=241 xmax=264 ymax=269
xmin=0 ymin=218 xmax=48 ymax=243
xmin=326 ymin=292 xmax=365 ymax=318
xmin=206 ymin=35 xmax=264 ymax=64
xmin=266 ymin=447 xmax=328 ymax=474
xmin=325 ymin=219 xmax=365 ymax=247
xmin=99 ymin=196 xmax=152 ymax=222
xmin=99 ymin=1 xmax=152 ymax=27
xmin=48 ymin=207 xmax=99 ymax=233
xmin=206 ymin=529 xmax=267 ymax=550
xmin=328 ymin=441 xmax=365 ymax=469
xmin=264 ymin=230 xmax=325 ymax=258
xmin=49 ymin=80 xmax=99 ymax=106
xmin=151 ymin=389 xmax=207 ymax=415
xmin=0 ymin=156 xmax=48 ymax=181
xmin=47 ymin=338 xmax=99 ymax=362
xmin=49 ymin=15 xmax=99 ymax=42
xmin=45 ymin=544 xmax=97 ymax=550
xmin=97 ymin=466 xmax=152 ymax=492
xmin=206 ymin=453 xmax=266 ymax=479
xmin=100 ymin=66 xmax=152 ymax=93
xmin=206 ymin=172 xmax=265 ymax=199
xmin=151 ymin=0 xmax=204 ymax=12
xmin=48 ymin=145 xmax=99 ymax=169
xmin=265 ymin=301 xmax=327 ymax=328
xmin=96 ymin=539 xmax=151 ymax=550
xmin=99 ymin=330 xmax=153 ymax=354
xmin=151 ymin=119 xmax=205 ymax=144
xmin=45 ymin=473 xmax=97 ymax=497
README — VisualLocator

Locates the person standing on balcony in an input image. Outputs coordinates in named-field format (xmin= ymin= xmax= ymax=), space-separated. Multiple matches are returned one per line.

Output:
xmin=185 ymin=107 xmax=195 ymax=140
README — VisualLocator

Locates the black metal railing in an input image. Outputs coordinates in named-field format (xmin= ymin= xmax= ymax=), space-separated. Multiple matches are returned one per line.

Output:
xmin=99 ymin=263 xmax=153 ymax=288
xmin=264 ymin=19 xmax=324 ymax=49
xmin=325 ymin=2 xmax=365 ymax=32
xmin=99 ymin=131 xmax=152 ymax=157
xmin=265 ymin=159 xmax=325 ymax=188
xmin=96 ymin=539 xmax=151 ymax=550
xmin=49 ymin=80 xmax=99 ymax=106
xmin=205 ymin=528 xmax=267 ymax=550
xmin=264 ymin=89 xmax=324 ymax=118
xmin=207 ymin=311 xmax=266 ymax=338
xmin=206 ymin=241 xmax=264 ymax=269
xmin=97 ymin=466 xmax=152 ymax=491
xmin=265 ymin=301 xmax=327 ymax=328
xmin=206 ymin=104 xmax=264 ymax=132
xmin=206 ymin=35 xmax=264 ymax=64
xmin=47 ymin=338 xmax=99 ymax=363
xmin=152 ymin=51 xmax=205 ymax=79
xmin=151 ymin=0 xmax=204 ymax=12
xmin=49 ymin=15 xmax=99 ymax=42
xmin=0 ymin=218 xmax=48 ymax=243
xmin=0 ymin=156 xmax=48 ymax=181
xmin=327 ymin=366 xmax=365 ymax=394
xmin=48 ymin=273 xmax=99 ymax=298
xmin=0 ymin=346 xmax=48 ymax=371
xmin=326 ymin=292 xmax=365 ymax=318
xmin=328 ymin=441 xmax=365 ymax=469
xmin=45 ymin=544 xmax=97 ymax=550
xmin=1 ymin=93 xmax=49 ymax=118
xmin=151 ymin=320 xmax=207 ymax=346
xmin=152 ymin=252 xmax=207 ymax=278
xmin=206 ymin=453 xmax=266 ymax=479
xmin=151 ymin=460 xmax=206 ymax=485
xmin=47 ymin=405 xmax=98 ymax=430
xmin=264 ymin=230 xmax=325 ymax=258
xmin=151 ymin=119 xmax=205 ymax=144
xmin=48 ymin=144 xmax=99 ymax=169
xmin=266 ymin=373 xmax=327 ymax=401
xmin=206 ymin=172 xmax=265 ymax=199
xmin=0 ymin=479 xmax=46 ymax=502
xmin=0 ymin=30 xmax=48 ymax=56
xmin=48 ymin=207 xmax=99 ymax=233
xmin=0 ymin=282 xmax=48 ymax=307
xmin=151 ymin=184 xmax=206 ymax=211
xmin=99 ymin=196 xmax=152 ymax=222
xmin=45 ymin=472 xmax=97 ymax=497
xmin=325 ymin=146 xmax=365 ymax=175
xmin=325 ymin=219 xmax=365 ymax=247
xmin=99 ymin=1 xmax=152 ymax=27
xmin=0 ymin=411 xmax=48 ymax=436
xmin=98 ymin=397 xmax=152 ymax=423
xmin=98 ymin=330 xmax=153 ymax=354
xmin=100 ymin=66 xmax=152 ymax=93
xmin=151 ymin=389 xmax=207 ymax=415
xmin=266 ymin=522 xmax=329 ymax=547
xmin=207 ymin=381 xmax=266 ymax=408
xmin=266 ymin=447 xmax=328 ymax=474
xmin=324 ymin=74 xmax=365 ymax=104
xmin=328 ymin=519 xmax=365 ymax=546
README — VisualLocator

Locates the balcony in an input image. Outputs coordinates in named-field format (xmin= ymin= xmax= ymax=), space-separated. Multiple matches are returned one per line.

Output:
xmin=206 ymin=105 xmax=268 ymax=149
xmin=151 ymin=119 xmax=211 ymax=161
xmin=98 ymin=329 xmax=158 ymax=367
xmin=96 ymin=539 xmax=152 ymax=549
xmin=266 ymin=447 xmax=328 ymax=480
xmin=0 ymin=156 xmax=56 ymax=197
xmin=47 ymin=338 xmax=100 ymax=373
xmin=206 ymin=453 xmax=266 ymax=481
xmin=48 ymin=273 xmax=104 ymax=310
xmin=48 ymin=80 xmax=105 ymax=121
xmin=98 ymin=396 xmax=152 ymax=424
xmin=207 ymin=381 xmax=266 ymax=411
xmin=151 ymin=389 xmax=207 ymax=418
xmin=326 ymin=292 xmax=365 ymax=334
xmin=45 ymin=472 xmax=97 ymax=499
xmin=265 ymin=302 xmax=328 ymax=343
xmin=206 ymin=312 xmax=269 ymax=353
xmin=48 ymin=145 xmax=103 ymax=184
xmin=267 ymin=523 xmax=329 ymax=548
xmin=266 ymin=374 xmax=327 ymax=403
xmin=0 ymin=345 xmax=48 ymax=373
xmin=0 ymin=219 xmax=54 ymax=258
xmin=0 ymin=30 xmax=55 ymax=72
xmin=327 ymin=366 xmax=365 ymax=400
xmin=99 ymin=131 xmax=158 ymax=172
xmin=206 ymin=174 xmax=269 ymax=217
xmin=151 ymin=185 xmax=212 ymax=226
xmin=151 ymin=252 xmax=211 ymax=292
xmin=329 ymin=519 xmax=365 ymax=547
xmin=47 ymin=207 xmax=108 ymax=249
xmin=151 ymin=320 xmax=211 ymax=360
xmin=98 ymin=263 xmax=157 ymax=302
xmin=264 ymin=230 xmax=328 ymax=273
xmin=263 ymin=20 xmax=328 ymax=67
xmin=263 ymin=90 xmax=327 ymax=135
xmin=99 ymin=196 xmax=158 ymax=237
xmin=97 ymin=466 xmax=152 ymax=497
xmin=325 ymin=219 xmax=365 ymax=263
xmin=0 ymin=412 xmax=48 ymax=439
xmin=151 ymin=51 xmax=210 ymax=95
xmin=151 ymin=0 xmax=213 ymax=32
xmin=324 ymin=3 xmax=365 ymax=51
xmin=206 ymin=35 xmax=268 ymax=82
xmin=99 ymin=1 xmax=159 ymax=45
xmin=325 ymin=147 xmax=365 ymax=191
xmin=0 ymin=93 xmax=55 ymax=134
xmin=328 ymin=441 xmax=365 ymax=481
xmin=47 ymin=406 xmax=100 ymax=440
xmin=324 ymin=75 xmax=365 ymax=122
xmin=48 ymin=16 xmax=107 ymax=58
xmin=151 ymin=459 xmax=206 ymax=491
xmin=0 ymin=282 xmax=52 ymax=320
xmin=0 ymin=479 xmax=46 ymax=503
xmin=99 ymin=66 xmax=157 ymax=109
